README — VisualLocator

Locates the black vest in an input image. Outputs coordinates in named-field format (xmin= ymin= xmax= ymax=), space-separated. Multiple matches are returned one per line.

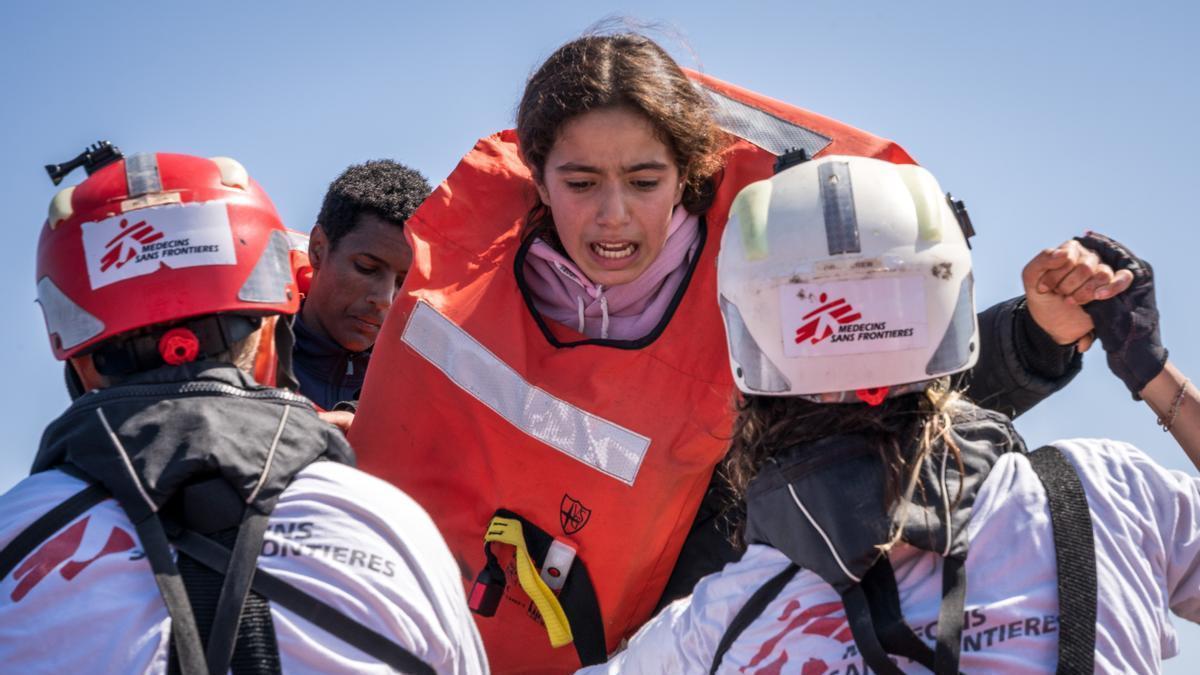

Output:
xmin=3 ymin=363 xmax=432 ymax=675
xmin=712 ymin=403 xmax=1097 ymax=674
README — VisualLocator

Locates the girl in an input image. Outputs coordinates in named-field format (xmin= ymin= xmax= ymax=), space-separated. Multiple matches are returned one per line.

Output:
xmin=350 ymin=34 xmax=1125 ymax=673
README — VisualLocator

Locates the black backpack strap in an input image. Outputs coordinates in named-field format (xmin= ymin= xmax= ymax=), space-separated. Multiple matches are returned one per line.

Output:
xmin=166 ymin=476 xmax=282 ymax=675
xmin=135 ymin=514 xmax=211 ymax=675
xmin=860 ymin=556 xmax=938 ymax=670
xmin=841 ymin=582 xmax=904 ymax=675
xmin=1027 ymin=445 xmax=1097 ymax=675
xmin=169 ymin=525 xmax=282 ymax=675
xmin=202 ymin=509 xmax=274 ymax=675
xmin=170 ymin=528 xmax=436 ymax=675
xmin=933 ymin=555 xmax=967 ymax=674
xmin=709 ymin=562 xmax=799 ymax=674
xmin=853 ymin=553 xmax=968 ymax=675
xmin=0 ymin=483 xmax=107 ymax=582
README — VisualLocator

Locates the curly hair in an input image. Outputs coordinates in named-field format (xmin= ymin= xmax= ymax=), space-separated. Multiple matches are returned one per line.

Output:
xmin=516 ymin=33 xmax=728 ymax=245
xmin=316 ymin=160 xmax=431 ymax=249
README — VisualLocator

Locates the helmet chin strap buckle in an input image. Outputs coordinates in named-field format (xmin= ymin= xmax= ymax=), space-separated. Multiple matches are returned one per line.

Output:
xmin=855 ymin=387 xmax=889 ymax=406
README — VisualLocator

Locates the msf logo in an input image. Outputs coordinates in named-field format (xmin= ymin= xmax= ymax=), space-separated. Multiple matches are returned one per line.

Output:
xmin=794 ymin=293 xmax=862 ymax=345
xmin=8 ymin=516 xmax=135 ymax=603
xmin=741 ymin=599 xmax=852 ymax=675
xmin=100 ymin=218 xmax=163 ymax=272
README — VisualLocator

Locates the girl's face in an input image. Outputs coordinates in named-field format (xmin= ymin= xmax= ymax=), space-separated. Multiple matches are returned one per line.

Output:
xmin=535 ymin=107 xmax=684 ymax=286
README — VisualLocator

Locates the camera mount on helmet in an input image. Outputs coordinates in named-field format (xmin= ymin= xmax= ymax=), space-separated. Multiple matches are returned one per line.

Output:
xmin=45 ymin=141 xmax=124 ymax=186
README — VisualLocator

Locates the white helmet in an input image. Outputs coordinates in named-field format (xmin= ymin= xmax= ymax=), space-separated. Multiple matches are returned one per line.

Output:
xmin=717 ymin=155 xmax=978 ymax=401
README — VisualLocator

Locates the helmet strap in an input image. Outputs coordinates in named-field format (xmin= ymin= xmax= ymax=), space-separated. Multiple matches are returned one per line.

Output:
xmin=92 ymin=314 xmax=263 ymax=378
xmin=271 ymin=316 xmax=300 ymax=391
xmin=63 ymin=363 xmax=87 ymax=400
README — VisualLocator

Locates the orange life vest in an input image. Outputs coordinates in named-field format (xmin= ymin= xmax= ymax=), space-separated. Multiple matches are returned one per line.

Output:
xmin=350 ymin=71 xmax=914 ymax=674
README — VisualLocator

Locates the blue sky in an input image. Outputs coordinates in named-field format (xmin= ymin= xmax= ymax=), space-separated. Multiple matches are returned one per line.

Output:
xmin=2 ymin=1 xmax=1198 ymax=668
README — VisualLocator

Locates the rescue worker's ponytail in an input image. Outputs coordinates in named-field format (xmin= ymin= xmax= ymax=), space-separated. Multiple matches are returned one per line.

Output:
xmin=720 ymin=382 xmax=967 ymax=547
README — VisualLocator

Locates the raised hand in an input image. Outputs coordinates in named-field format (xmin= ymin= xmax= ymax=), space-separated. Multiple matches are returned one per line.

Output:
xmin=1021 ymin=239 xmax=1134 ymax=351
xmin=1074 ymin=232 xmax=1167 ymax=398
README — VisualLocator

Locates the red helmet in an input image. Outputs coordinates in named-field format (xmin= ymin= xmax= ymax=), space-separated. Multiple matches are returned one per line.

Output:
xmin=36 ymin=149 xmax=303 ymax=361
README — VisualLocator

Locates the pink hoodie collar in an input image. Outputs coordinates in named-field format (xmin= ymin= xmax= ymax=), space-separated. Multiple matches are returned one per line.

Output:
xmin=522 ymin=207 xmax=701 ymax=341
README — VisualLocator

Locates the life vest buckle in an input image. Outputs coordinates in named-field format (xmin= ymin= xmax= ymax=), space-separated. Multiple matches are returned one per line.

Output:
xmin=468 ymin=556 xmax=505 ymax=617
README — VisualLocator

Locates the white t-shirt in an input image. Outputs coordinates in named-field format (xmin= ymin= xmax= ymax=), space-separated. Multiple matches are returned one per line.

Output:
xmin=580 ymin=438 xmax=1200 ymax=674
xmin=0 ymin=461 xmax=489 ymax=675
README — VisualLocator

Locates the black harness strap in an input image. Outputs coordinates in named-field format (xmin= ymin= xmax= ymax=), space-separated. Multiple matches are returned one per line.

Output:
xmin=860 ymin=556 xmax=938 ymax=670
xmin=842 ymin=583 xmax=904 ymax=675
xmin=169 ymin=526 xmax=281 ymax=675
xmin=136 ymin=514 xmax=210 ymax=675
xmin=709 ymin=563 xmax=799 ymax=675
xmin=171 ymin=529 xmax=436 ymax=675
xmin=168 ymin=476 xmax=282 ymax=675
xmin=933 ymin=555 xmax=967 ymax=674
xmin=203 ymin=509 xmax=272 ymax=675
xmin=0 ymin=484 xmax=107 ymax=581
xmin=1027 ymin=445 xmax=1097 ymax=675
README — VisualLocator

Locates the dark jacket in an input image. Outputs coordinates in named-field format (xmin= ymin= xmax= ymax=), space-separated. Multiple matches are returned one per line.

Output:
xmin=656 ymin=296 xmax=1083 ymax=610
xmin=292 ymin=314 xmax=371 ymax=411
xmin=34 ymin=363 xmax=354 ymax=513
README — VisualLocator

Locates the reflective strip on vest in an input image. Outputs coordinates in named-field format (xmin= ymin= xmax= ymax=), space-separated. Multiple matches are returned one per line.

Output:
xmin=702 ymin=86 xmax=833 ymax=157
xmin=402 ymin=301 xmax=651 ymax=485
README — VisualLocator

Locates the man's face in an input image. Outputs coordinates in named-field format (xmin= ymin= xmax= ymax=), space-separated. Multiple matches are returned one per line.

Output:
xmin=302 ymin=213 xmax=411 ymax=352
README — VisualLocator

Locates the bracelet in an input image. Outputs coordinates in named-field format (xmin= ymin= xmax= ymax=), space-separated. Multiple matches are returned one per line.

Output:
xmin=1158 ymin=378 xmax=1190 ymax=432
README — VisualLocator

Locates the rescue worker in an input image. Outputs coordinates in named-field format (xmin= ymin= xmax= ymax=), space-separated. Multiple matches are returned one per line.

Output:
xmin=296 ymin=159 xmax=430 ymax=412
xmin=580 ymin=156 xmax=1199 ymax=674
xmin=0 ymin=145 xmax=486 ymax=674
xmin=349 ymin=33 xmax=1130 ymax=673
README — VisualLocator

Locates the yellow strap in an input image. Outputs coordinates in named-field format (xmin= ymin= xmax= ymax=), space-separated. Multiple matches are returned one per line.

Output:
xmin=483 ymin=516 xmax=573 ymax=648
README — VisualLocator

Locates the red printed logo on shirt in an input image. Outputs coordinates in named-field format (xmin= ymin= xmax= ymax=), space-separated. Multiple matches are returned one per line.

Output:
xmin=742 ymin=599 xmax=852 ymax=675
xmin=8 ymin=516 xmax=136 ymax=602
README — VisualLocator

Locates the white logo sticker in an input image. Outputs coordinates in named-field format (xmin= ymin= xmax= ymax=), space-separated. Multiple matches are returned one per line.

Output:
xmin=780 ymin=275 xmax=928 ymax=357
xmin=81 ymin=202 xmax=237 ymax=289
